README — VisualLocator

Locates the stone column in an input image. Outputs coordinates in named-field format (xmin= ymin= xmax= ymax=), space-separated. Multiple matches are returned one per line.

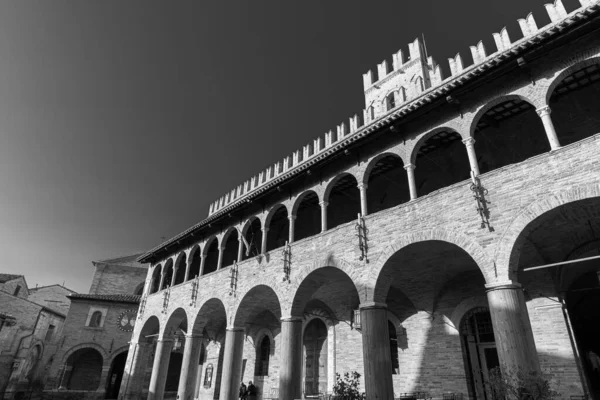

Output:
xmin=288 ymin=215 xmax=296 ymax=243
xmin=184 ymin=257 xmax=191 ymax=281
xmin=97 ymin=365 xmax=110 ymax=393
xmin=199 ymin=254 xmax=206 ymax=276
xmin=217 ymin=247 xmax=224 ymax=270
xmin=536 ymin=106 xmax=561 ymax=150
xmin=158 ymin=270 xmax=166 ymax=292
xmin=486 ymin=281 xmax=540 ymax=377
xmin=119 ymin=341 xmax=152 ymax=400
xmin=360 ymin=302 xmax=394 ymax=400
xmin=171 ymin=266 xmax=179 ymax=286
xmin=279 ymin=317 xmax=303 ymax=400
xmin=358 ymin=183 xmax=368 ymax=216
xmin=219 ymin=327 xmax=245 ymax=400
xmin=462 ymin=137 xmax=481 ymax=176
xmin=404 ymin=163 xmax=417 ymax=200
xmin=237 ymin=236 xmax=244 ymax=262
xmin=147 ymin=339 xmax=173 ymax=400
xmin=177 ymin=335 xmax=203 ymax=400
xmin=58 ymin=365 xmax=72 ymax=390
xmin=319 ymin=201 xmax=328 ymax=232
xmin=261 ymin=227 xmax=269 ymax=254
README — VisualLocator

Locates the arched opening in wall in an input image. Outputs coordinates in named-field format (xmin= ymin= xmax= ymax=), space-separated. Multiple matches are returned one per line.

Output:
xmin=161 ymin=259 xmax=174 ymax=290
xmin=366 ymin=154 xmax=409 ymax=214
xmin=388 ymin=321 xmax=399 ymax=375
xmin=386 ymin=92 xmax=396 ymax=111
xmin=65 ymin=348 xmax=104 ymax=390
xmin=292 ymin=268 xmax=360 ymax=395
xmin=105 ymin=351 xmax=128 ymax=399
xmin=374 ymin=240 xmax=488 ymax=393
xmin=304 ymin=319 xmax=328 ymax=396
xmin=173 ymin=253 xmax=187 ymax=286
xmin=221 ymin=229 xmax=239 ymax=268
xmin=203 ymin=238 xmax=219 ymax=275
xmin=327 ymin=174 xmax=360 ymax=229
xmin=150 ymin=265 xmax=162 ymax=294
xmin=266 ymin=205 xmax=289 ymax=252
xmin=163 ymin=308 xmax=188 ymax=395
xmin=255 ymin=336 xmax=270 ymax=377
xmin=242 ymin=218 xmax=262 ymax=261
xmin=89 ymin=311 xmax=103 ymax=328
xmin=134 ymin=283 xmax=144 ymax=295
xmin=165 ymin=352 xmax=183 ymax=393
xmin=549 ymin=62 xmax=600 ymax=146
xmin=295 ymin=191 xmax=321 ymax=241
xmin=414 ymin=130 xmax=470 ymax=197
xmin=473 ymin=98 xmax=548 ymax=174
xmin=187 ymin=246 xmax=201 ymax=280
xmin=512 ymin=198 xmax=600 ymax=399
xmin=459 ymin=308 xmax=498 ymax=400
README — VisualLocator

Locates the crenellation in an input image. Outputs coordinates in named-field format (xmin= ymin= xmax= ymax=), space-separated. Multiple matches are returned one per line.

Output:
xmin=518 ymin=13 xmax=539 ymax=37
xmin=408 ymin=37 xmax=424 ymax=60
xmin=448 ymin=53 xmax=464 ymax=77
xmin=337 ymin=121 xmax=347 ymax=138
xmin=314 ymin=137 xmax=323 ymax=154
xmin=493 ymin=27 xmax=512 ymax=52
xmin=470 ymin=41 xmax=487 ymax=65
xmin=392 ymin=50 xmax=406 ymax=70
xmin=377 ymin=60 xmax=390 ymax=81
xmin=349 ymin=114 xmax=360 ymax=133
xmin=325 ymin=130 xmax=334 ymax=147
xmin=362 ymin=70 xmax=374 ymax=91
xmin=545 ymin=0 xmax=568 ymax=22
xmin=293 ymin=150 xmax=301 ymax=166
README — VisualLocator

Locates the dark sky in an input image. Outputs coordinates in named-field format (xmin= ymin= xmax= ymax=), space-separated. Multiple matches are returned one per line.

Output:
xmin=0 ymin=0 xmax=576 ymax=293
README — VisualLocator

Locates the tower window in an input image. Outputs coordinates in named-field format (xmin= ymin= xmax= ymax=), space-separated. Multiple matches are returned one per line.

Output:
xmin=386 ymin=93 xmax=396 ymax=111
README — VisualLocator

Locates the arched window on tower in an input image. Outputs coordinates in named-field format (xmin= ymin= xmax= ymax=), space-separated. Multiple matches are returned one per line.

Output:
xmin=388 ymin=321 xmax=399 ymax=375
xmin=89 ymin=311 xmax=103 ymax=328
xmin=255 ymin=336 xmax=270 ymax=376
xmin=386 ymin=93 xmax=396 ymax=111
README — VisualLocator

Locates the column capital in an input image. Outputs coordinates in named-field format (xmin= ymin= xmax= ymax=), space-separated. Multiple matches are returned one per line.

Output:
xmin=262 ymin=227 xmax=269 ymax=233
xmin=319 ymin=201 xmax=329 ymax=207
xmin=288 ymin=214 xmax=297 ymax=221
xmin=225 ymin=326 xmax=245 ymax=332
xmin=359 ymin=301 xmax=388 ymax=310
xmin=485 ymin=280 xmax=522 ymax=292
xmin=462 ymin=136 xmax=476 ymax=146
xmin=536 ymin=105 xmax=551 ymax=117
xmin=403 ymin=163 xmax=415 ymax=171
xmin=280 ymin=316 xmax=303 ymax=323
xmin=357 ymin=182 xmax=368 ymax=190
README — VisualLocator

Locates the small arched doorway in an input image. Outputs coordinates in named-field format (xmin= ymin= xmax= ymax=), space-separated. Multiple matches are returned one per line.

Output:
xmin=105 ymin=351 xmax=128 ymax=399
xmin=303 ymin=318 xmax=328 ymax=397
xmin=460 ymin=308 xmax=499 ymax=400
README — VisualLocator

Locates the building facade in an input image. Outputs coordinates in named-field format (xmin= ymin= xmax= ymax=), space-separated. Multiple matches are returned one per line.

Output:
xmin=122 ymin=1 xmax=600 ymax=399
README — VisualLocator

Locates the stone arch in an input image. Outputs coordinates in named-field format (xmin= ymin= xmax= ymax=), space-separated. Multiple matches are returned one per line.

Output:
xmin=360 ymin=150 xmax=406 ymax=186
xmin=173 ymin=251 xmax=187 ymax=286
xmin=291 ymin=190 xmax=321 ymax=216
xmin=150 ymin=264 xmax=162 ymax=294
xmin=108 ymin=346 xmax=130 ymax=365
xmin=544 ymin=56 xmax=600 ymax=105
xmin=494 ymin=183 xmax=600 ymax=281
xmin=219 ymin=227 xmax=237 ymax=248
xmin=161 ymin=307 xmax=189 ymax=339
xmin=191 ymin=297 xmax=229 ymax=338
xmin=233 ymin=284 xmax=282 ymax=328
xmin=322 ymin=172 xmax=360 ymax=203
xmin=161 ymin=258 xmax=174 ymax=290
xmin=301 ymin=306 xmax=337 ymax=394
xmin=133 ymin=282 xmax=145 ymax=295
xmin=254 ymin=327 xmax=275 ymax=355
xmin=407 ymin=125 xmax=464 ymax=165
xmin=202 ymin=236 xmax=218 ymax=256
xmin=61 ymin=343 xmax=107 ymax=364
xmin=264 ymin=203 xmax=289 ymax=229
xmin=468 ymin=93 xmax=540 ymax=138
xmin=365 ymin=228 xmax=495 ymax=303
xmin=449 ymin=296 xmax=489 ymax=331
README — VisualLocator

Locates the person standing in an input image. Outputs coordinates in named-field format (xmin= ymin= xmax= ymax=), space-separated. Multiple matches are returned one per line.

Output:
xmin=247 ymin=381 xmax=257 ymax=400
xmin=239 ymin=381 xmax=248 ymax=400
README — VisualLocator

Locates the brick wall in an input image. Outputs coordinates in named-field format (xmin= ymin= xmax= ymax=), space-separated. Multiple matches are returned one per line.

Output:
xmin=88 ymin=265 xmax=147 ymax=295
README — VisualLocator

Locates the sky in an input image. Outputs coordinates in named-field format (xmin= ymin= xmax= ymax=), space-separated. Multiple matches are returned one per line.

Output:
xmin=0 ymin=0 xmax=580 ymax=293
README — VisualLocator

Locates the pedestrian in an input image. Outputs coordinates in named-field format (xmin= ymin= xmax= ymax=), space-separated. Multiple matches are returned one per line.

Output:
xmin=587 ymin=350 xmax=600 ymax=377
xmin=239 ymin=381 xmax=247 ymax=400
xmin=247 ymin=381 xmax=257 ymax=400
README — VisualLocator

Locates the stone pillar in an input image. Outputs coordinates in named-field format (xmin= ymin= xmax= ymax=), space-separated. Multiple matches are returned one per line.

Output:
xmin=536 ymin=106 xmax=561 ymax=150
xmin=462 ymin=137 xmax=481 ymax=176
xmin=360 ymin=302 xmax=394 ymax=400
xmin=58 ymin=365 xmax=72 ymax=390
xmin=237 ymin=236 xmax=244 ymax=262
xmin=219 ymin=327 xmax=245 ymax=400
xmin=171 ymin=266 xmax=179 ymax=286
xmin=199 ymin=254 xmax=206 ymax=276
xmin=147 ymin=339 xmax=173 ymax=400
xmin=177 ymin=335 xmax=203 ymax=400
xmin=288 ymin=215 xmax=296 ymax=243
xmin=404 ymin=163 xmax=417 ymax=200
xmin=319 ymin=201 xmax=328 ymax=232
xmin=486 ymin=281 xmax=540 ymax=377
xmin=158 ymin=270 xmax=166 ymax=292
xmin=184 ymin=257 xmax=191 ymax=281
xmin=279 ymin=317 xmax=303 ymax=400
xmin=358 ymin=183 xmax=368 ymax=216
xmin=217 ymin=247 xmax=224 ymax=270
xmin=119 ymin=341 xmax=152 ymax=400
xmin=97 ymin=365 xmax=110 ymax=393
xmin=261 ymin=228 xmax=269 ymax=254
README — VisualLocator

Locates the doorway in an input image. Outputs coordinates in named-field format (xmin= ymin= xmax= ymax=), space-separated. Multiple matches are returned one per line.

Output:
xmin=105 ymin=352 xmax=128 ymax=399
xmin=461 ymin=308 xmax=499 ymax=400
xmin=304 ymin=319 xmax=328 ymax=397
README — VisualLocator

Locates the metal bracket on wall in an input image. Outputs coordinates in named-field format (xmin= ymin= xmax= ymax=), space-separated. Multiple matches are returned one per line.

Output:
xmin=355 ymin=213 xmax=369 ymax=263
xmin=229 ymin=261 xmax=238 ymax=296
xmin=190 ymin=275 xmax=199 ymax=307
xmin=470 ymin=173 xmax=493 ymax=232
xmin=161 ymin=287 xmax=170 ymax=314
xmin=282 ymin=241 xmax=291 ymax=282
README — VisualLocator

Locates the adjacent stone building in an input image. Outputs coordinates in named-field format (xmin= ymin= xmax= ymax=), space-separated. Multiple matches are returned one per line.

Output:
xmin=119 ymin=1 xmax=600 ymax=400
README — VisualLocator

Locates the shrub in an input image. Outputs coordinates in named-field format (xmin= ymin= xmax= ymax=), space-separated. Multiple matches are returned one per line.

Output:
xmin=487 ymin=367 xmax=560 ymax=400
xmin=332 ymin=371 xmax=362 ymax=400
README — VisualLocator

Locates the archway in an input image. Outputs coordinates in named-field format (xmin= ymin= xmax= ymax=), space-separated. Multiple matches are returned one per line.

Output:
xmin=472 ymin=97 xmax=548 ymax=174
xmin=294 ymin=191 xmax=321 ymax=241
xmin=413 ymin=129 xmax=470 ymax=196
xmin=150 ymin=265 xmax=162 ymax=294
xmin=303 ymin=318 xmax=327 ymax=396
xmin=266 ymin=205 xmax=289 ymax=252
xmin=161 ymin=308 xmax=188 ymax=397
xmin=221 ymin=229 xmax=239 ymax=268
xmin=548 ymin=61 xmax=600 ymax=147
xmin=173 ymin=253 xmax=187 ymax=286
xmin=65 ymin=348 xmax=104 ymax=390
xmin=105 ymin=351 xmax=128 ymax=399
xmin=242 ymin=218 xmax=262 ymax=261
xmin=326 ymin=174 xmax=360 ymax=229
xmin=365 ymin=154 xmax=409 ymax=214
xmin=203 ymin=238 xmax=219 ymax=275
xmin=187 ymin=245 xmax=201 ymax=280
xmin=161 ymin=259 xmax=173 ymax=290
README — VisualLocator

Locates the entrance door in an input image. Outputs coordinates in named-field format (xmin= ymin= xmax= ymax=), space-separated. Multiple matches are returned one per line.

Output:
xmin=479 ymin=344 xmax=500 ymax=400
xmin=304 ymin=319 xmax=327 ymax=397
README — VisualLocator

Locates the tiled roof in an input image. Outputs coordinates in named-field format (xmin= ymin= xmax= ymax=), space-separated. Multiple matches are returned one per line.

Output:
xmin=0 ymin=273 xmax=23 ymax=283
xmin=67 ymin=293 xmax=141 ymax=304
xmin=30 ymin=284 xmax=77 ymax=293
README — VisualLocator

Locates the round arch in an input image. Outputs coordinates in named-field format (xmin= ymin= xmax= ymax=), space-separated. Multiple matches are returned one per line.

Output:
xmin=361 ymin=151 xmax=406 ymax=185
xmin=322 ymin=172 xmax=360 ymax=203
xmin=161 ymin=307 xmax=189 ymax=339
xmin=173 ymin=252 xmax=187 ymax=286
xmin=494 ymin=183 xmax=600 ymax=280
xmin=161 ymin=258 xmax=174 ymax=290
xmin=150 ymin=264 xmax=162 ymax=294
xmin=61 ymin=343 xmax=108 ymax=365
xmin=544 ymin=56 xmax=600 ymax=105
xmin=264 ymin=203 xmax=290 ymax=229
xmin=191 ymin=297 xmax=229 ymax=337
xmin=136 ymin=315 xmax=161 ymax=342
xmin=408 ymin=126 xmax=464 ymax=166
xmin=291 ymin=190 xmax=321 ymax=216
xmin=449 ymin=296 xmax=489 ymax=331
xmin=468 ymin=93 xmax=539 ymax=138
xmin=202 ymin=236 xmax=219 ymax=257
xmin=233 ymin=284 xmax=282 ymax=328
xmin=365 ymin=228 xmax=494 ymax=303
